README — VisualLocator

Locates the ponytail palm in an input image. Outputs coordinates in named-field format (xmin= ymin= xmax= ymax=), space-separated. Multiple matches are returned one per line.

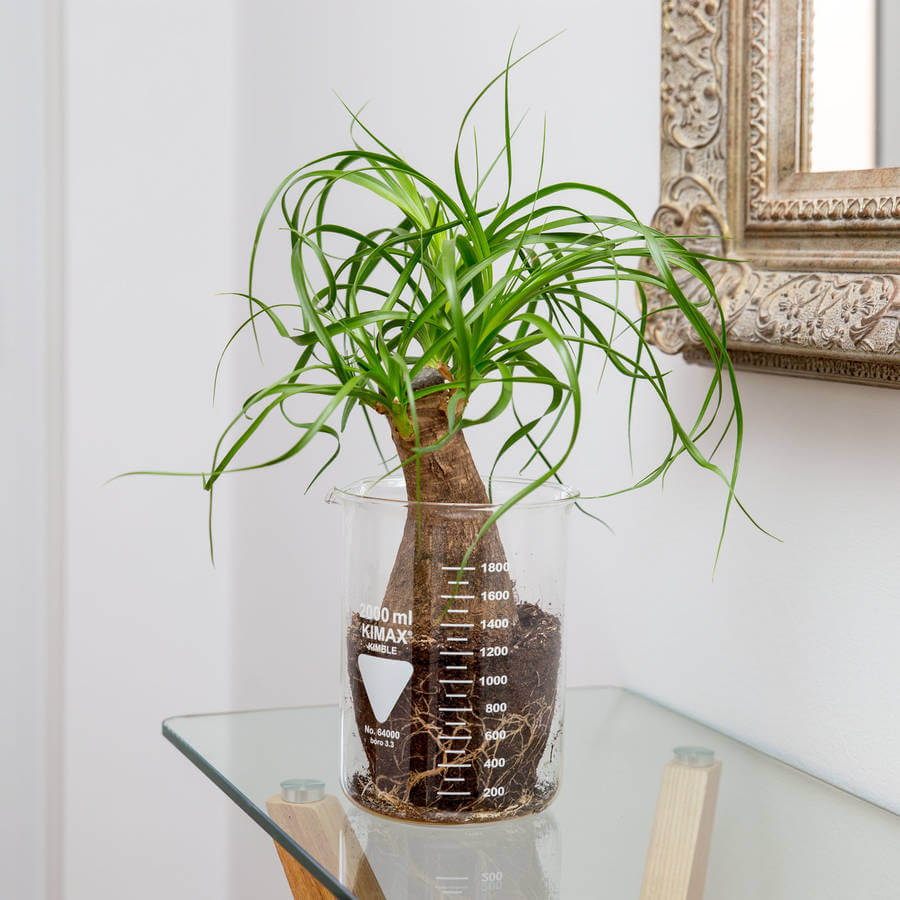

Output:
xmin=192 ymin=42 xmax=762 ymax=823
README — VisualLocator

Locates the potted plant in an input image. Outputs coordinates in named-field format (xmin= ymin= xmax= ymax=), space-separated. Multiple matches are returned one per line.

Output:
xmin=200 ymin=45 xmax=754 ymax=824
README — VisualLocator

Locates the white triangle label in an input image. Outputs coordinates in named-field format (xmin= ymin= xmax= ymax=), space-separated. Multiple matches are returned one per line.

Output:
xmin=358 ymin=654 xmax=413 ymax=723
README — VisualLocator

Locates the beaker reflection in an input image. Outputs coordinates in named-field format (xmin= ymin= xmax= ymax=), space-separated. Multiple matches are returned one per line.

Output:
xmin=342 ymin=807 xmax=561 ymax=899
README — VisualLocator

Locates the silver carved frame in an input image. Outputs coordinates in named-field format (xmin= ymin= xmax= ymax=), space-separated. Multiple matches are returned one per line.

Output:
xmin=646 ymin=0 xmax=900 ymax=386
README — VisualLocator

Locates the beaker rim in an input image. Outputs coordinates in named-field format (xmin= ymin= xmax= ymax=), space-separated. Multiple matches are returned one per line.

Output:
xmin=329 ymin=474 xmax=580 ymax=510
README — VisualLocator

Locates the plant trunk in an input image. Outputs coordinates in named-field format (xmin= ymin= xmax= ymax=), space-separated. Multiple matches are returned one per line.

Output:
xmin=382 ymin=369 xmax=518 ymax=629
xmin=347 ymin=370 xmax=562 ymax=822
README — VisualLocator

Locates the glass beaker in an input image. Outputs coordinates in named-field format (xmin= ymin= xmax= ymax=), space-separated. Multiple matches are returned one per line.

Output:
xmin=330 ymin=475 xmax=577 ymax=825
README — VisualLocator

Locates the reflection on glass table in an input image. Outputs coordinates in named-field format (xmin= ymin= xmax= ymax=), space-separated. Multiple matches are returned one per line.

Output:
xmin=163 ymin=687 xmax=900 ymax=899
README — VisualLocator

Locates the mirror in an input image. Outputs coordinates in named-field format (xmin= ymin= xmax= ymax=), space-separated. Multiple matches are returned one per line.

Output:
xmin=808 ymin=0 xmax=900 ymax=171
xmin=648 ymin=0 xmax=900 ymax=388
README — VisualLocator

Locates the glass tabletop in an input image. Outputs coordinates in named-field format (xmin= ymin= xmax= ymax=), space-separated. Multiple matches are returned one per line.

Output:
xmin=163 ymin=687 xmax=900 ymax=899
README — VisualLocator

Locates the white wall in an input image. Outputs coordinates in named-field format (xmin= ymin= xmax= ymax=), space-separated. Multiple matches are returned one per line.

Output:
xmin=1 ymin=0 xmax=62 ymax=895
xmin=225 ymin=0 xmax=900 ymax=829
xmin=604 ymin=369 xmax=900 ymax=813
xmin=62 ymin=1 xmax=237 ymax=898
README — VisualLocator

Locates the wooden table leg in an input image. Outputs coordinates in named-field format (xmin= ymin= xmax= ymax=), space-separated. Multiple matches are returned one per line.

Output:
xmin=266 ymin=793 xmax=385 ymax=900
xmin=639 ymin=748 xmax=722 ymax=900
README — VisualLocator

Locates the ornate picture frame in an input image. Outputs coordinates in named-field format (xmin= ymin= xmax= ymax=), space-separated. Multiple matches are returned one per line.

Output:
xmin=647 ymin=0 xmax=900 ymax=386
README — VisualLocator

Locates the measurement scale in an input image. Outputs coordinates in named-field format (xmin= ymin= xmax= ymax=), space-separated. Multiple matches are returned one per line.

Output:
xmin=436 ymin=560 xmax=512 ymax=807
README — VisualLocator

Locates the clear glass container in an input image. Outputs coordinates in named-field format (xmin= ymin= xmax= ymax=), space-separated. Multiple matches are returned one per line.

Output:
xmin=330 ymin=475 xmax=577 ymax=825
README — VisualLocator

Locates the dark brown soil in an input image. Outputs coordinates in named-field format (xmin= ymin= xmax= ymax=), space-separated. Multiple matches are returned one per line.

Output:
xmin=346 ymin=601 xmax=562 ymax=824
